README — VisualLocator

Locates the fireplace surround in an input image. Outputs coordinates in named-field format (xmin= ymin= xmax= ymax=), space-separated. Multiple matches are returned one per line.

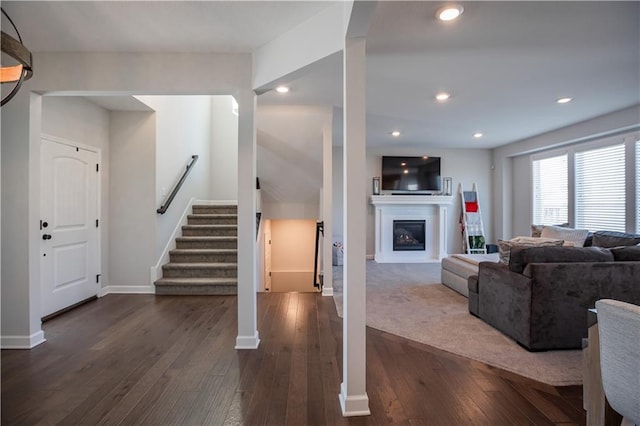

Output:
xmin=371 ymin=195 xmax=453 ymax=263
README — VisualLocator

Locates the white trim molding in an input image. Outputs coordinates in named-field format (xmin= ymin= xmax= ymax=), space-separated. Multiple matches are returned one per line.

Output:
xmin=339 ymin=383 xmax=371 ymax=417
xmin=99 ymin=286 xmax=155 ymax=295
xmin=322 ymin=287 xmax=334 ymax=297
xmin=235 ymin=332 xmax=260 ymax=350
xmin=1 ymin=331 xmax=46 ymax=349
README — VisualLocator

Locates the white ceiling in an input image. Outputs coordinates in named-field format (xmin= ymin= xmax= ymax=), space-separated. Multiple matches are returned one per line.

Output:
xmin=3 ymin=1 xmax=639 ymax=150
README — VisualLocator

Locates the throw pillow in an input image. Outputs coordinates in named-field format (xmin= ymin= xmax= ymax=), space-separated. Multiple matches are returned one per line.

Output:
xmin=497 ymin=236 xmax=565 ymax=265
xmin=592 ymin=230 xmax=640 ymax=248
xmin=541 ymin=225 xmax=590 ymax=247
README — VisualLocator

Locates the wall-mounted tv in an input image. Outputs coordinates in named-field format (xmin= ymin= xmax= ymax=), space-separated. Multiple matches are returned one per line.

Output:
xmin=381 ymin=156 xmax=441 ymax=194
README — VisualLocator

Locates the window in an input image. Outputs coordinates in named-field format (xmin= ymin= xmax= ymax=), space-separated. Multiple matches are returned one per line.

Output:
xmin=533 ymin=154 xmax=568 ymax=225
xmin=575 ymin=143 xmax=626 ymax=232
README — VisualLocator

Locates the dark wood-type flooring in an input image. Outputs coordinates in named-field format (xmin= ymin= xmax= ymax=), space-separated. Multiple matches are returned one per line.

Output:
xmin=2 ymin=293 xmax=586 ymax=425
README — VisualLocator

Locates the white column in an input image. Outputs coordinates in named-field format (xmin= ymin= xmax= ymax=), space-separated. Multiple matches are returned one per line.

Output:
xmin=322 ymin=123 xmax=334 ymax=296
xmin=339 ymin=37 xmax=370 ymax=417
xmin=235 ymin=90 xmax=260 ymax=350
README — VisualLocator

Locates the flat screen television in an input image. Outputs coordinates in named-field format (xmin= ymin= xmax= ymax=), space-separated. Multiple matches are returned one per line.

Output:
xmin=381 ymin=156 xmax=441 ymax=194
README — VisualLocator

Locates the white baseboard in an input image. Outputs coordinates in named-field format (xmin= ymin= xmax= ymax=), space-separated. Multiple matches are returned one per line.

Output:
xmin=100 ymin=286 xmax=155 ymax=295
xmin=322 ymin=287 xmax=334 ymax=296
xmin=235 ymin=332 xmax=260 ymax=349
xmin=339 ymin=383 xmax=371 ymax=417
xmin=1 ymin=330 xmax=46 ymax=349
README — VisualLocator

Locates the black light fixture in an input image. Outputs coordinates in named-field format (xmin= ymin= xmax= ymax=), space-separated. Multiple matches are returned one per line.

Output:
xmin=1 ymin=8 xmax=33 ymax=106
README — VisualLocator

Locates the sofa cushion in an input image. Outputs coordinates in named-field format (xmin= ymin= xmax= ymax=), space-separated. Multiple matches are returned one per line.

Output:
xmin=497 ymin=236 xmax=564 ymax=265
xmin=508 ymin=246 xmax=614 ymax=273
xmin=592 ymin=230 xmax=640 ymax=248
xmin=540 ymin=225 xmax=590 ymax=247
xmin=609 ymin=245 xmax=640 ymax=261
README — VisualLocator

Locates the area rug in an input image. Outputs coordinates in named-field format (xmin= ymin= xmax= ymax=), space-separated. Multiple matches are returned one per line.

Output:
xmin=332 ymin=261 xmax=583 ymax=386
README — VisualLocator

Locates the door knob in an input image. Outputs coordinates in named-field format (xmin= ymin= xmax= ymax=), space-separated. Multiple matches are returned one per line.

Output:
xmin=42 ymin=234 xmax=52 ymax=240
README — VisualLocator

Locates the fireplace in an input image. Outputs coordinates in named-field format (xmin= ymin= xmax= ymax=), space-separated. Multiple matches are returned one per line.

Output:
xmin=393 ymin=220 xmax=426 ymax=251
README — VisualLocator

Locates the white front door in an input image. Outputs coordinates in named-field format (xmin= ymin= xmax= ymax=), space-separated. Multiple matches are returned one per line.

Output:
xmin=40 ymin=137 xmax=99 ymax=318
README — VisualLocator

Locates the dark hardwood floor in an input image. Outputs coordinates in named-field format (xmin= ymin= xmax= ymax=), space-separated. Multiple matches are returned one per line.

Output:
xmin=1 ymin=293 xmax=586 ymax=425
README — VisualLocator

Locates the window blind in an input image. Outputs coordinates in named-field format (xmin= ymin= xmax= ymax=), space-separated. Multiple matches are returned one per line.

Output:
xmin=532 ymin=154 xmax=568 ymax=225
xmin=575 ymin=143 xmax=625 ymax=232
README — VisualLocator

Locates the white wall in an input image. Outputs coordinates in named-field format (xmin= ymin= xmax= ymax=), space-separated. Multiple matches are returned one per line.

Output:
xmin=270 ymin=219 xmax=316 ymax=292
xmin=41 ymin=96 xmax=111 ymax=288
xmin=1 ymin=91 xmax=41 ymax=346
xmin=332 ymin=146 xmax=344 ymax=245
xmin=257 ymin=105 xmax=330 ymax=220
xmin=210 ymin=96 xmax=239 ymax=200
xmin=109 ymin=111 xmax=157 ymax=288
xmin=331 ymin=146 xmax=493 ymax=256
xmin=135 ymin=96 xmax=213 ymax=258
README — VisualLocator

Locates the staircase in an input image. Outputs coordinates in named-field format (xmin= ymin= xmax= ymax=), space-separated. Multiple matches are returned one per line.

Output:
xmin=154 ymin=204 xmax=238 ymax=295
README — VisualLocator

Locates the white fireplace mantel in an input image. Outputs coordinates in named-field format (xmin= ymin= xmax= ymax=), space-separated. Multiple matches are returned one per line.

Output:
xmin=371 ymin=195 xmax=454 ymax=263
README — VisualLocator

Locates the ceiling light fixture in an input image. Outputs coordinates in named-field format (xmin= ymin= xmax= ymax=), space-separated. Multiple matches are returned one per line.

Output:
xmin=275 ymin=86 xmax=290 ymax=94
xmin=557 ymin=97 xmax=573 ymax=104
xmin=473 ymin=132 xmax=483 ymax=138
xmin=1 ymin=8 xmax=33 ymax=106
xmin=391 ymin=130 xmax=401 ymax=137
xmin=436 ymin=4 xmax=464 ymax=21
xmin=435 ymin=92 xmax=451 ymax=101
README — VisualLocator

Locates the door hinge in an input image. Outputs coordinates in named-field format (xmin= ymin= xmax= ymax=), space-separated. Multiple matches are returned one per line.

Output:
xmin=96 ymin=164 xmax=99 ymax=172
xmin=96 ymin=219 xmax=99 ymax=228
xmin=96 ymin=274 xmax=101 ymax=283
xmin=269 ymin=271 xmax=272 ymax=277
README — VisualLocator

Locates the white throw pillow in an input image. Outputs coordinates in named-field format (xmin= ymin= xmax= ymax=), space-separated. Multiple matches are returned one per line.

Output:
xmin=541 ymin=225 xmax=589 ymax=247
xmin=497 ymin=236 xmax=565 ymax=265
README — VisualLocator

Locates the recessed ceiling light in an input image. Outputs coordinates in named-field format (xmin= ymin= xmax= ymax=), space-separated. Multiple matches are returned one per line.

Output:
xmin=473 ymin=132 xmax=483 ymax=138
xmin=557 ymin=97 xmax=572 ymax=104
xmin=436 ymin=4 xmax=464 ymax=21
xmin=435 ymin=92 xmax=451 ymax=101
xmin=276 ymin=86 xmax=289 ymax=94
xmin=403 ymin=169 xmax=409 ymax=174
xmin=391 ymin=130 xmax=401 ymax=137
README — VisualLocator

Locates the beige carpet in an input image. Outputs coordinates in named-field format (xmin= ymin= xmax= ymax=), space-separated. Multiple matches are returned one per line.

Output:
xmin=332 ymin=261 xmax=583 ymax=386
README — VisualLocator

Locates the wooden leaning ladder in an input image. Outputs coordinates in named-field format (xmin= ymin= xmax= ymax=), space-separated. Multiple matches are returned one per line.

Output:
xmin=459 ymin=182 xmax=487 ymax=254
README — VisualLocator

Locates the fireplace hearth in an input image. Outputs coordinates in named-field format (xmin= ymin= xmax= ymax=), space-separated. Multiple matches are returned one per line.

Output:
xmin=393 ymin=220 xmax=425 ymax=251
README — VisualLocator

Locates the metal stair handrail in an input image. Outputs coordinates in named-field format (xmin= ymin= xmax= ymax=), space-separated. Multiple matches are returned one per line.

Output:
xmin=157 ymin=155 xmax=199 ymax=215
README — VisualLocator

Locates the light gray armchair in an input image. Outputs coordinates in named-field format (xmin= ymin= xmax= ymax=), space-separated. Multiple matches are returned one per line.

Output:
xmin=595 ymin=299 xmax=640 ymax=426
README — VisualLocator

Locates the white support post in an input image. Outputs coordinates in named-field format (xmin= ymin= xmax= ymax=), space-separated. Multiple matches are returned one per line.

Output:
xmin=235 ymin=90 xmax=260 ymax=350
xmin=322 ymin=123 xmax=334 ymax=296
xmin=339 ymin=36 xmax=370 ymax=417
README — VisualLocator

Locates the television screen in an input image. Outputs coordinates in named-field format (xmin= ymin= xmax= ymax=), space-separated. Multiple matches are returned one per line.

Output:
xmin=381 ymin=156 xmax=441 ymax=193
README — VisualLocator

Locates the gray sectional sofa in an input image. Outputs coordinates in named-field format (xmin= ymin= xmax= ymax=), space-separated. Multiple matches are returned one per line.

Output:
xmin=468 ymin=234 xmax=640 ymax=351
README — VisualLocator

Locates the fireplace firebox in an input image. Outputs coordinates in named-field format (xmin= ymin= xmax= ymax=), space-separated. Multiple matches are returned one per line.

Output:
xmin=393 ymin=220 xmax=426 ymax=251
